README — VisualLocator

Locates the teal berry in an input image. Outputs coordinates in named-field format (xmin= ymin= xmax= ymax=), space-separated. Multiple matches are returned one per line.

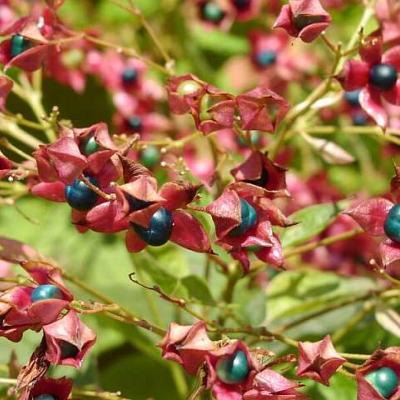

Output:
xmin=369 ymin=64 xmax=397 ymax=91
xmin=344 ymin=90 xmax=361 ymax=107
xmin=140 ymin=146 xmax=160 ymax=169
xmin=366 ymin=367 xmax=399 ymax=399
xmin=83 ymin=136 xmax=100 ymax=155
xmin=352 ymin=112 xmax=368 ymax=126
xmin=60 ymin=340 xmax=80 ymax=359
xmin=237 ymin=131 xmax=261 ymax=147
xmin=201 ymin=2 xmax=224 ymax=23
xmin=255 ymin=51 xmax=277 ymax=68
xmin=33 ymin=395 xmax=57 ymax=400
xmin=131 ymin=207 xmax=173 ymax=246
xmin=10 ymin=34 xmax=30 ymax=58
xmin=127 ymin=116 xmax=143 ymax=132
xmin=229 ymin=198 xmax=257 ymax=237
xmin=64 ymin=177 xmax=98 ymax=211
xmin=384 ymin=204 xmax=400 ymax=243
xmin=121 ymin=67 xmax=138 ymax=85
xmin=31 ymin=285 xmax=63 ymax=302
xmin=216 ymin=350 xmax=250 ymax=384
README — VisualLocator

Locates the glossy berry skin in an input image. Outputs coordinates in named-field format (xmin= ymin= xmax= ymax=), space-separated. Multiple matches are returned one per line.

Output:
xmin=60 ymin=340 xmax=80 ymax=359
xmin=232 ymin=0 xmax=251 ymax=10
xmin=140 ymin=146 xmax=160 ymax=169
xmin=33 ymin=395 xmax=57 ymax=400
xmin=365 ymin=367 xmax=399 ymax=399
xmin=216 ymin=350 xmax=250 ymax=384
xmin=64 ymin=177 xmax=98 ymax=211
xmin=31 ymin=285 xmax=63 ymax=303
xmin=10 ymin=34 xmax=30 ymax=58
xmin=255 ymin=51 xmax=277 ymax=68
xmin=127 ymin=195 xmax=151 ymax=211
xmin=237 ymin=131 xmax=260 ymax=147
xmin=83 ymin=136 xmax=99 ymax=155
xmin=121 ymin=67 xmax=138 ymax=85
xmin=344 ymin=90 xmax=361 ymax=107
xmin=384 ymin=204 xmax=400 ymax=243
xmin=353 ymin=112 xmax=368 ymax=126
xmin=132 ymin=207 xmax=173 ymax=246
xmin=229 ymin=198 xmax=257 ymax=237
xmin=369 ymin=64 xmax=398 ymax=91
xmin=201 ymin=2 xmax=224 ymax=23
xmin=127 ymin=116 xmax=143 ymax=132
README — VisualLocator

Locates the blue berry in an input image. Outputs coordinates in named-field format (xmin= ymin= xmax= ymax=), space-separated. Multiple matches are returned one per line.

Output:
xmin=366 ymin=367 xmax=398 ymax=399
xmin=255 ymin=51 xmax=277 ymax=68
xmin=352 ymin=112 xmax=368 ymax=126
xmin=229 ymin=198 xmax=257 ymax=237
xmin=216 ymin=350 xmax=249 ymax=384
xmin=369 ymin=64 xmax=397 ymax=91
xmin=34 ymin=395 xmax=57 ymax=400
xmin=201 ymin=2 xmax=224 ymax=23
xmin=232 ymin=0 xmax=251 ymax=10
xmin=10 ymin=34 xmax=30 ymax=58
xmin=131 ymin=207 xmax=173 ymax=246
xmin=31 ymin=285 xmax=63 ymax=302
xmin=121 ymin=67 xmax=138 ymax=85
xmin=344 ymin=90 xmax=361 ymax=107
xmin=82 ymin=136 xmax=100 ymax=155
xmin=127 ymin=195 xmax=151 ymax=211
xmin=127 ymin=116 xmax=143 ymax=132
xmin=64 ymin=177 xmax=98 ymax=211
xmin=384 ymin=204 xmax=400 ymax=243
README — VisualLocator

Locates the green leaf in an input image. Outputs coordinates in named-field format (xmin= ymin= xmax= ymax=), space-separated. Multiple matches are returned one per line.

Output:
xmin=281 ymin=202 xmax=345 ymax=248
xmin=240 ymin=290 xmax=266 ymax=325
xmin=375 ymin=304 xmax=400 ymax=338
xmin=192 ymin=26 xmax=249 ymax=56
xmin=182 ymin=275 xmax=215 ymax=305
xmin=266 ymin=268 xmax=375 ymax=324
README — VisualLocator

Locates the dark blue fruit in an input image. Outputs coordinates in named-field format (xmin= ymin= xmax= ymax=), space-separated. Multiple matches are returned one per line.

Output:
xmin=127 ymin=116 xmax=143 ymax=132
xmin=31 ymin=285 xmax=63 ymax=302
xmin=232 ymin=0 xmax=251 ymax=11
xmin=121 ymin=67 xmax=138 ymax=85
xmin=255 ymin=51 xmax=277 ymax=68
xmin=229 ymin=198 xmax=257 ymax=236
xmin=216 ymin=350 xmax=249 ymax=384
xmin=127 ymin=195 xmax=151 ymax=211
xmin=131 ymin=207 xmax=173 ymax=246
xmin=33 ymin=395 xmax=57 ymax=400
xmin=344 ymin=90 xmax=361 ymax=107
xmin=369 ymin=63 xmax=397 ymax=91
xmin=352 ymin=112 xmax=368 ymax=126
xmin=65 ymin=177 xmax=98 ymax=211
xmin=10 ymin=34 xmax=30 ymax=58
xmin=384 ymin=204 xmax=400 ymax=243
